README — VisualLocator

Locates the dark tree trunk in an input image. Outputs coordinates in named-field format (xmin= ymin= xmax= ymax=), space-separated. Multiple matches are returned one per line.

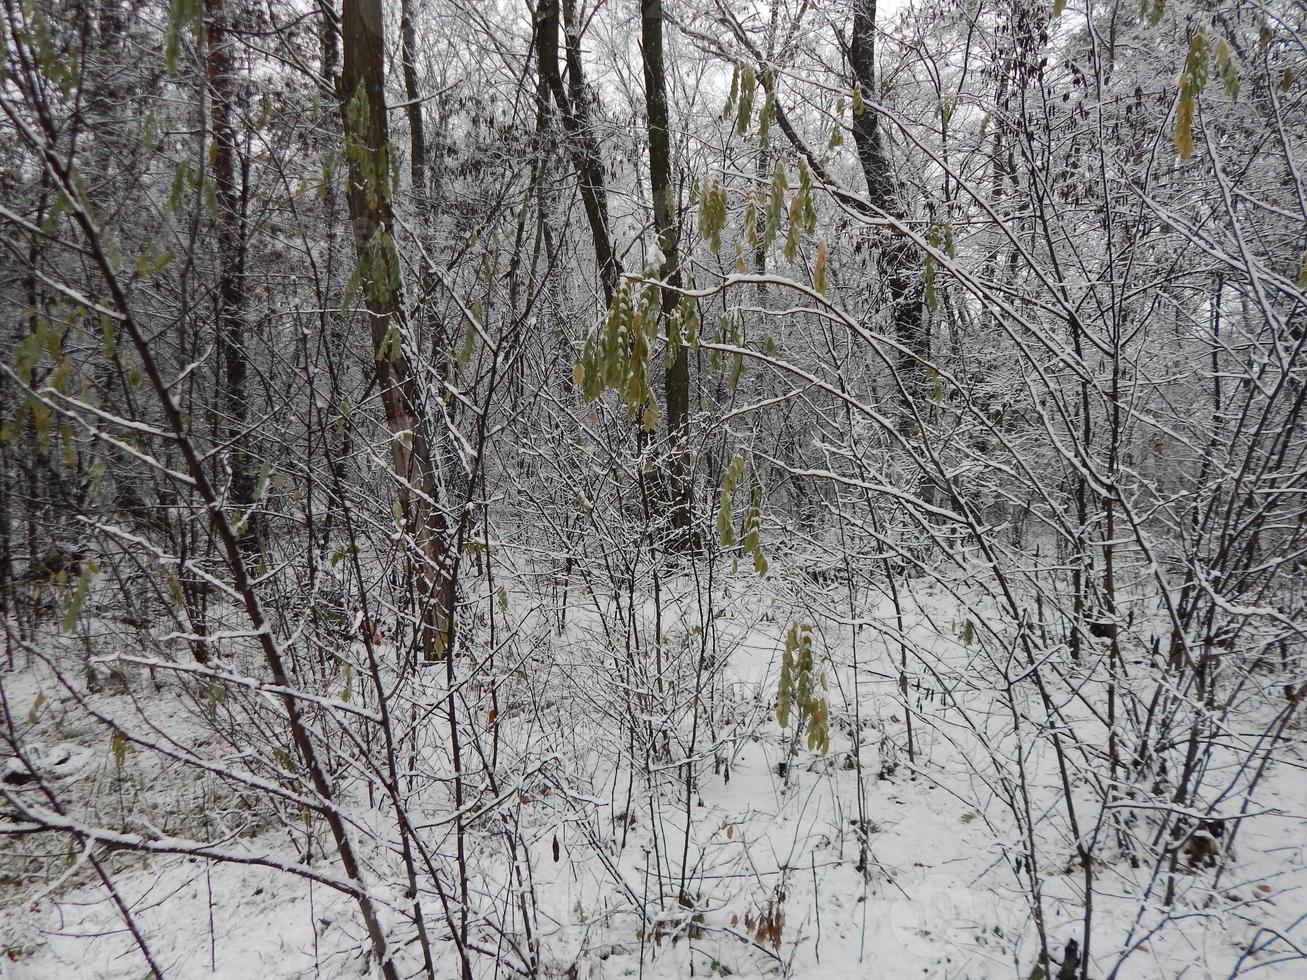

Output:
xmin=204 ymin=0 xmax=255 ymax=539
xmin=319 ymin=0 xmax=338 ymax=82
xmin=849 ymin=0 xmax=925 ymax=389
xmin=399 ymin=0 xmax=426 ymax=210
xmin=535 ymin=0 xmax=620 ymax=302
xmin=640 ymin=0 xmax=693 ymax=546
xmin=340 ymin=0 xmax=454 ymax=662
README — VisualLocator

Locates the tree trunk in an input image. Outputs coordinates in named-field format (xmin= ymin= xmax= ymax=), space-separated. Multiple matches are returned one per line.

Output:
xmin=535 ymin=0 xmax=620 ymax=302
xmin=340 ymin=0 xmax=454 ymax=661
xmin=204 ymin=0 xmax=255 ymax=541
xmin=849 ymin=0 xmax=924 ymax=390
xmin=399 ymin=0 xmax=426 ymax=211
xmin=319 ymin=0 xmax=338 ymax=84
xmin=640 ymin=0 xmax=693 ymax=546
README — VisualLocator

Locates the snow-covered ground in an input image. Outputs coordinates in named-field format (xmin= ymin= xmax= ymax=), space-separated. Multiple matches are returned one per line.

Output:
xmin=3 ymin=569 xmax=1304 ymax=978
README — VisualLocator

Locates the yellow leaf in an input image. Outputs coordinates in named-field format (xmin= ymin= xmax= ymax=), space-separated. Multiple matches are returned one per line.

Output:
xmin=1175 ymin=85 xmax=1194 ymax=158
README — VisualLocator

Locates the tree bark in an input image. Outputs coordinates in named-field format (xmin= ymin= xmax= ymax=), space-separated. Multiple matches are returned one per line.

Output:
xmin=319 ymin=0 xmax=338 ymax=83
xmin=399 ymin=0 xmax=427 ymax=211
xmin=535 ymin=0 xmax=620 ymax=302
xmin=340 ymin=0 xmax=454 ymax=661
xmin=849 ymin=0 xmax=925 ymax=386
xmin=204 ymin=0 xmax=255 ymax=540
xmin=640 ymin=0 xmax=693 ymax=546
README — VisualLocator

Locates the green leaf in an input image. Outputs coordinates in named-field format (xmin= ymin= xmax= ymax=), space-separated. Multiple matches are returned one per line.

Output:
xmin=1214 ymin=38 xmax=1239 ymax=98
xmin=101 ymin=313 xmax=117 ymax=357
xmin=135 ymin=245 xmax=176 ymax=277
xmin=743 ymin=487 xmax=767 ymax=576
xmin=698 ymin=180 xmax=727 ymax=254
xmin=204 ymin=680 xmax=227 ymax=721
xmin=458 ymin=321 xmax=476 ymax=366
xmin=164 ymin=0 xmax=203 ymax=72
xmin=111 ymin=729 xmax=129 ymax=767
xmin=776 ymin=622 xmax=825 ymax=751
xmin=763 ymin=160 xmax=787 ymax=250
xmin=203 ymin=176 xmax=218 ymax=216
xmin=27 ymin=692 xmax=45 ymax=725
xmin=166 ymin=162 xmax=190 ymax=214
xmin=722 ymin=453 xmax=746 ymax=492
xmin=784 ymin=194 xmax=802 ymax=262
xmin=253 ymin=458 xmax=273 ymax=502
xmin=1175 ymin=88 xmax=1194 ymax=158
xmin=1174 ymin=24 xmax=1210 ymax=160
xmin=736 ymin=65 xmax=756 ymax=137
xmin=60 ymin=560 xmax=97 ymax=633
xmin=722 ymin=64 xmax=739 ymax=120
xmin=716 ymin=489 xmax=735 ymax=547
xmin=377 ymin=322 xmax=403 ymax=362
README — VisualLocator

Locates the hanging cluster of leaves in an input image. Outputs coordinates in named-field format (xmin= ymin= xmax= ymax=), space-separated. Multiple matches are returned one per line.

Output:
xmin=344 ymin=228 xmax=401 ymax=323
xmin=763 ymin=159 xmax=787 ymax=251
xmin=721 ymin=64 xmax=776 ymax=143
xmin=716 ymin=455 xmax=744 ymax=545
xmin=734 ymin=65 xmax=755 ymax=135
xmin=741 ymin=888 xmax=785 ymax=950
xmin=698 ymin=178 xmax=728 ymax=254
xmin=1174 ymin=30 xmax=1208 ymax=158
xmin=1173 ymin=24 xmax=1244 ymax=159
xmin=715 ymin=454 xmax=769 ymax=574
xmin=776 ymin=621 xmax=829 ymax=754
xmin=712 ymin=311 xmax=747 ymax=390
xmin=2 ymin=307 xmax=98 ymax=472
xmin=163 ymin=0 xmax=204 ymax=72
xmin=827 ymin=95 xmax=845 ymax=150
xmin=163 ymin=159 xmax=192 ymax=214
xmin=203 ymin=678 xmax=228 ymax=722
xmin=666 ymin=293 xmax=699 ymax=364
xmin=342 ymin=85 xmax=395 ymax=210
xmin=758 ymin=91 xmax=775 ymax=146
xmin=923 ymin=221 xmax=956 ymax=313
xmin=740 ymin=487 xmax=767 ymax=575
xmin=701 ymin=153 xmax=818 ymax=272
xmin=784 ymin=159 xmax=817 ymax=262
xmin=9 ymin=2 xmax=83 ymax=95
xmin=448 ymin=246 xmax=496 ymax=382
xmin=6 ymin=315 xmax=64 ymax=449
xmin=575 ymin=278 xmax=669 ymax=430
xmin=1213 ymin=37 xmax=1240 ymax=99
xmin=60 ymin=559 xmax=98 ymax=633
